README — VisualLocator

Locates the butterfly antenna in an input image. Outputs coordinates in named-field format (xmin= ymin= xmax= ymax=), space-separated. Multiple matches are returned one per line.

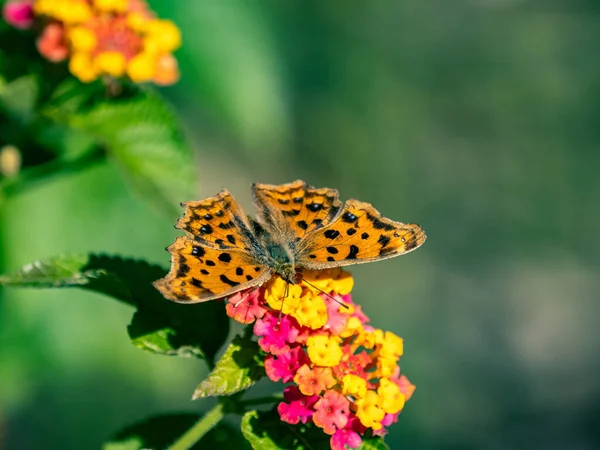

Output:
xmin=234 ymin=288 xmax=257 ymax=308
xmin=300 ymin=277 xmax=350 ymax=309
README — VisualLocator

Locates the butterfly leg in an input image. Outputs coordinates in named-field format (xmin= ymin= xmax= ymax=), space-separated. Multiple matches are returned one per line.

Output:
xmin=277 ymin=282 xmax=290 ymax=324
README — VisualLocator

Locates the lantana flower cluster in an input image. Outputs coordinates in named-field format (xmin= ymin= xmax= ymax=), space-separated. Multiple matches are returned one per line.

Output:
xmin=226 ymin=268 xmax=416 ymax=450
xmin=2 ymin=0 xmax=181 ymax=85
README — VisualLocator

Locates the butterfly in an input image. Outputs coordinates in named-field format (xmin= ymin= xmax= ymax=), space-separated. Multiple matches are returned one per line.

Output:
xmin=154 ymin=180 xmax=426 ymax=303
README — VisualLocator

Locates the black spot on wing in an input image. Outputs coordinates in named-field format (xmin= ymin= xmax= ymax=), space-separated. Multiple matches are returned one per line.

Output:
xmin=366 ymin=212 xmax=394 ymax=231
xmin=377 ymin=235 xmax=391 ymax=247
xmin=220 ymin=274 xmax=239 ymax=287
xmin=191 ymin=278 xmax=203 ymax=288
xmin=347 ymin=245 xmax=359 ymax=259
xmin=342 ymin=212 xmax=358 ymax=223
xmin=236 ymin=267 xmax=244 ymax=276
xmin=297 ymin=220 xmax=308 ymax=230
xmin=324 ymin=229 xmax=340 ymax=239
xmin=200 ymin=224 xmax=213 ymax=235
xmin=405 ymin=235 xmax=419 ymax=250
xmin=326 ymin=246 xmax=339 ymax=254
xmin=200 ymin=269 xmax=209 ymax=275
xmin=215 ymin=210 xmax=224 ymax=217
xmin=282 ymin=209 xmax=301 ymax=217
xmin=226 ymin=234 xmax=236 ymax=245
xmin=206 ymin=260 xmax=216 ymax=267
xmin=346 ymin=228 xmax=357 ymax=236
xmin=293 ymin=197 xmax=303 ymax=203
xmin=214 ymin=239 xmax=225 ymax=247
xmin=219 ymin=221 xmax=235 ymax=230
xmin=361 ymin=232 xmax=369 ymax=240
xmin=176 ymin=263 xmax=190 ymax=278
xmin=192 ymin=246 xmax=205 ymax=257
xmin=307 ymin=203 xmax=323 ymax=212
xmin=327 ymin=256 xmax=335 ymax=261
xmin=218 ymin=253 xmax=232 ymax=263
xmin=246 ymin=275 xmax=253 ymax=281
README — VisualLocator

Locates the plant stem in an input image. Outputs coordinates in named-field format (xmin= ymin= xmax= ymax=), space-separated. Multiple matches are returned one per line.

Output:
xmin=168 ymin=402 xmax=225 ymax=450
xmin=0 ymin=146 xmax=105 ymax=199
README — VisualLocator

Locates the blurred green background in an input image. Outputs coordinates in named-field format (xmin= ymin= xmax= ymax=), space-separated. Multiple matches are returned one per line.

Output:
xmin=1 ymin=0 xmax=599 ymax=449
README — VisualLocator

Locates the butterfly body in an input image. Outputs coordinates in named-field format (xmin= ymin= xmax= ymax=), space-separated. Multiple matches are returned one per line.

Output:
xmin=155 ymin=180 xmax=426 ymax=303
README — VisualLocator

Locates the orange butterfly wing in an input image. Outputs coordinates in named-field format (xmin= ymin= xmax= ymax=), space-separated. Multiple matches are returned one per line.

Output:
xmin=252 ymin=180 xmax=342 ymax=240
xmin=177 ymin=190 xmax=257 ymax=250
xmin=296 ymin=199 xmax=426 ymax=269
xmin=154 ymin=237 xmax=271 ymax=303
xmin=155 ymin=190 xmax=271 ymax=303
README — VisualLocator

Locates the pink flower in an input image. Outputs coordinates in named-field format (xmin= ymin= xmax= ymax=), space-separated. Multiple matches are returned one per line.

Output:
xmin=373 ymin=413 xmax=399 ymax=437
xmin=2 ymin=0 xmax=34 ymax=29
xmin=277 ymin=385 xmax=319 ymax=425
xmin=225 ymin=288 xmax=268 ymax=324
xmin=331 ymin=428 xmax=362 ymax=450
xmin=322 ymin=294 xmax=349 ymax=335
xmin=264 ymin=345 xmax=309 ymax=382
xmin=313 ymin=390 xmax=350 ymax=435
xmin=253 ymin=311 xmax=300 ymax=355
xmin=36 ymin=23 xmax=69 ymax=62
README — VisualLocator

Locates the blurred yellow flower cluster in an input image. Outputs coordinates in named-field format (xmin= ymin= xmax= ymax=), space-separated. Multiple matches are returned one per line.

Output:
xmin=33 ymin=0 xmax=181 ymax=85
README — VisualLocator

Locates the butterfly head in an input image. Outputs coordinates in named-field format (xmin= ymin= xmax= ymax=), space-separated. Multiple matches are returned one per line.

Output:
xmin=266 ymin=241 xmax=297 ymax=284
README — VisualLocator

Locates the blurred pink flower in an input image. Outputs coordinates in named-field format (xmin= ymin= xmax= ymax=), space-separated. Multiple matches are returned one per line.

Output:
xmin=3 ymin=0 xmax=34 ymax=29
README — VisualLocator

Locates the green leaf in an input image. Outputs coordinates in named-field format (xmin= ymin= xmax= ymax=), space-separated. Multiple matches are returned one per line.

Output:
xmin=0 ymin=74 xmax=39 ymax=123
xmin=241 ymin=409 xmax=390 ymax=450
xmin=193 ymin=336 xmax=264 ymax=399
xmin=103 ymin=414 xmax=250 ymax=450
xmin=241 ymin=409 xmax=331 ymax=450
xmin=358 ymin=436 xmax=390 ymax=450
xmin=0 ymin=254 xmax=230 ymax=362
xmin=67 ymin=91 xmax=196 ymax=216
xmin=0 ymin=254 xmax=130 ymax=302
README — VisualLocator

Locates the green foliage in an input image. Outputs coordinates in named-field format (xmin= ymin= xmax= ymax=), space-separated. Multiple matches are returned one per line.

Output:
xmin=241 ymin=409 xmax=329 ymax=450
xmin=65 ymin=91 xmax=196 ymax=216
xmin=103 ymin=414 xmax=251 ymax=450
xmin=0 ymin=254 xmax=229 ymax=363
xmin=241 ymin=409 xmax=389 ymax=450
xmin=0 ymin=74 xmax=38 ymax=123
xmin=193 ymin=336 xmax=265 ymax=399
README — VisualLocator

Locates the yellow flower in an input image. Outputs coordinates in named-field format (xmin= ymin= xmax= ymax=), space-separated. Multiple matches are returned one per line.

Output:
xmin=355 ymin=390 xmax=385 ymax=430
xmin=59 ymin=0 xmax=92 ymax=24
xmin=374 ymin=355 xmax=397 ymax=379
xmin=127 ymin=12 xmax=149 ymax=31
xmin=306 ymin=334 xmax=342 ymax=366
xmin=126 ymin=52 xmax=156 ymax=82
xmin=94 ymin=51 xmax=126 ymax=77
xmin=354 ymin=328 xmax=384 ymax=349
xmin=69 ymin=27 xmax=97 ymax=52
xmin=264 ymin=277 xmax=302 ymax=314
xmin=339 ymin=316 xmax=363 ymax=339
xmin=379 ymin=331 xmax=403 ymax=361
xmin=69 ymin=52 xmax=97 ymax=83
xmin=93 ymin=0 xmax=128 ymax=13
xmin=331 ymin=270 xmax=354 ymax=295
xmin=378 ymin=378 xmax=406 ymax=414
xmin=144 ymin=19 xmax=181 ymax=53
xmin=293 ymin=293 xmax=328 ymax=329
xmin=340 ymin=317 xmax=363 ymax=338
xmin=341 ymin=374 xmax=367 ymax=399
